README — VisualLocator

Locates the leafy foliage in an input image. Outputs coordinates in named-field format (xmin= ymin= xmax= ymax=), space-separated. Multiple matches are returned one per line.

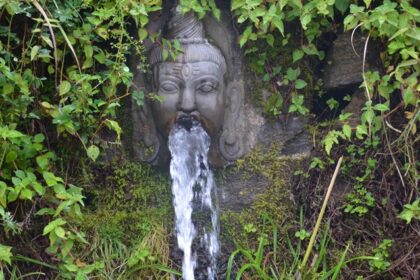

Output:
xmin=399 ymin=199 xmax=420 ymax=224
xmin=225 ymin=0 xmax=418 ymax=277
xmin=0 ymin=0 xmax=160 ymax=278
xmin=0 ymin=0 xmax=418 ymax=278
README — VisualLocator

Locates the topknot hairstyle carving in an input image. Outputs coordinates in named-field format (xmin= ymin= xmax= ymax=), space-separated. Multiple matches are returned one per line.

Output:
xmin=148 ymin=8 xmax=226 ymax=73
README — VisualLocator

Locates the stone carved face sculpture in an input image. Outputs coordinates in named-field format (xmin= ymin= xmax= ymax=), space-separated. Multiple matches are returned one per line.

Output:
xmin=132 ymin=9 xmax=246 ymax=166
xmin=151 ymin=60 xmax=226 ymax=141
xmin=149 ymin=11 xmax=226 ymax=139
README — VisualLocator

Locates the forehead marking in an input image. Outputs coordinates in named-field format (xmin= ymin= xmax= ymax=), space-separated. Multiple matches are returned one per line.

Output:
xmin=169 ymin=64 xmax=202 ymax=79
xmin=181 ymin=64 xmax=191 ymax=79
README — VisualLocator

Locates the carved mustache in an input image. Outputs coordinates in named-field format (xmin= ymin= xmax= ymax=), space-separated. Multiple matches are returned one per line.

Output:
xmin=169 ymin=112 xmax=215 ymax=135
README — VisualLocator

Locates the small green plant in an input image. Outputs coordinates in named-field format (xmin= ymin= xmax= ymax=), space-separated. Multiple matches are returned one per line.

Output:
xmin=294 ymin=229 xmax=311 ymax=241
xmin=369 ymin=239 xmax=393 ymax=272
xmin=398 ymin=199 xmax=420 ymax=224
xmin=309 ymin=157 xmax=325 ymax=170
xmin=344 ymin=185 xmax=375 ymax=216
xmin=343 ymin=157 xmax=377 ymax=216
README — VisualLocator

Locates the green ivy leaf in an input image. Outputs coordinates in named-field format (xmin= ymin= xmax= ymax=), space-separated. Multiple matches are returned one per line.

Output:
xmin=356 ymin=124 xmax=368 ymax=139
xmin=335 ymin=0 xmax=350 ymax=13
xmin=138 ymin=28 xmax=148 ymax=41
xmin=300 ymin=14 xmax=311 ymax=30
xmin=43 ymin=172 xmax=57 ymax=187
xmin=339 ymin=112 xmax=353 ymax=121
xmin=0 ymin=244 xmax=13 ymax=265
xmin=43 ymin=218 xmax=66 ymax=235
xmin=87 ymin=145 xmax=100 ymax=162
xmin=20 ymin=188 xmax=33 ymax=200
xmin=94 ymin=51 xmax=106 ymax=64
xmin=36 ymin=208 xmax=55 ymax=216
xmin=293 ymin=50 xmax=304 ymax=63
xmin=240 ymin=25 xmax=252 ymax=47
xmin=343 ymin=14 xmax=356 ymax=30
xmin=30 ymin=45 xmax=40 ymax=61
xmin=58 ymin=81 xmax=71 ymax=96
xmin=162 ymin=48 xmax=169 ymax=61
xmin=403 ymin=88 xmax=415 ymax=107
xmin=32 ymin=182 xmax=44 ymax=195
xmin=5 ymin=150 xmax=17 ymax=163
xmin=8 ymin=190 xmax=18 ymax=203
xmin=266 ymin=34 xmax=274 ymax=47
xmin=327 ymin=98 xmax=339 ymax=110
xmin=36 ymin=154 xmax=49 ymax=169
xmin=61 ymin=240 xmax=74 ymax=257
xmin=363 ymin=0 xmax=372 ymax=8
xmin=295 ymin=79 xmax=307 ymax=89
xmin=286 ymin=68 xmax=298 ymax=81
xmin=104 ymin=120 xmax=122 ymax=141
xmin=33 ymin=133 xmax=45 ymax=143
xmin=342 ymin=124 xmax=352 ymax=139
xmin=398 ymin=199 xmax=420 ymax=224
xmin=231 ymin=0 xmax=242 ymax=10
xmin=0 ymin=182 xmax=7 ymax=208
xmin=84 ymin=45 xmax=93 ymax=59
xmin=132 ymin=90 xmax=144 ymax=107
xmin=54 ymin=226 xmax=66 ymax=239
xmin=271 ymin=17 xmax=284 ymax=36
xmin=373 ymin=103 xmax=389 ymax=112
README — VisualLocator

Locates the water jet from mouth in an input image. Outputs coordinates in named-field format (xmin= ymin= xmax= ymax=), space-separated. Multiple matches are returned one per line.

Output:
xmin=168 ymin=122 xmax=220 ymax=280
xmin=177 ymin=116 xmax=197 ymax=131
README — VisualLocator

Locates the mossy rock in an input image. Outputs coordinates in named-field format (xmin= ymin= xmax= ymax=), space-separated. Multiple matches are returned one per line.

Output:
xmin=218 ymin=144 xmax=307 ymax=248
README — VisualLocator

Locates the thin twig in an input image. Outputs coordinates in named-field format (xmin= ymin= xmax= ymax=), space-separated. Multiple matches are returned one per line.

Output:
xmin=32 ymin=0 xmax=58 ymax=88
xmin=300 ymin=156 xmax=344 ymax=272
xmin=362 ymin=33 xmax=372 ymax=102
xmin=350 ymin=23 xmax=363 ymax=58
xmin=383 ymin=119 xmax=406 ymax=188
xmin=361 ymin=32 xmax=373 ymax=138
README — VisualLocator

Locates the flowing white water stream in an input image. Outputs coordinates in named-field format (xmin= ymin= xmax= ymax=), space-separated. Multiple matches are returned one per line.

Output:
xmin=168 ymin=122 xmax=220 ymax=280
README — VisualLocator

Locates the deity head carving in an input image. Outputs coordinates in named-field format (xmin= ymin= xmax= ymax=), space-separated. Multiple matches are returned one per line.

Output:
xmin=131 ymin=7 xmax=247 ymax=166
xmin=149 ymin=10 xmax=227 ymax=139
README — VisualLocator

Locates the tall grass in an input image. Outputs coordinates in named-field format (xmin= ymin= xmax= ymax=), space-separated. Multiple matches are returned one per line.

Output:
xmin=226 ymin=156 xmax=353 ymax=279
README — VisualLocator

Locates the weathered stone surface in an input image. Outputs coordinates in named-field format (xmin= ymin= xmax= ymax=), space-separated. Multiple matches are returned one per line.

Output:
xmin=323 ymin=32 xmax=370 ymax=90
xmin=130 ymin=6 xmax=248 ymax=167
xmin=217 ymin=108 xmax=311 ymax=212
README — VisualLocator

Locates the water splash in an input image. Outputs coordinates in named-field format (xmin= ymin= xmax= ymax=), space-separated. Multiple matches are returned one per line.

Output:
xmin=168 ymin=123 xmax=219 ymax=280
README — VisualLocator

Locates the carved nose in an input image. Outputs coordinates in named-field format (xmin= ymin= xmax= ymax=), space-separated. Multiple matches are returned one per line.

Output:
xmin=177 ymin=88 xmax=196 ymax=113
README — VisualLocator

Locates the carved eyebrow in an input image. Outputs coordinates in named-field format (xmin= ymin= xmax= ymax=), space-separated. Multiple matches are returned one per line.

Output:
xmin=198 ymin=77 xmax=219 ymax=82
xmin=195 ymin=75 xmax=220 ymax=83
xmin=170 ymin=65 xmax=182 ymax=76
xmin=159 ymin=75 xmax=182 ymax=83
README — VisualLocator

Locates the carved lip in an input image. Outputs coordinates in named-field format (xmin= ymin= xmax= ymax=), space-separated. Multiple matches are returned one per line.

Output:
xmin=176 ymin=113 xmax=199 ymax=131
xmin=174 ymin=112 xmax=215 ymax=135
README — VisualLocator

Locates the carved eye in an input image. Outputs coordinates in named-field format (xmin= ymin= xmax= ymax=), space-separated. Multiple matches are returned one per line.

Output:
xmin=197 ymin=82 xmax=217 ymax=94
xmin=160 ymin=82 xmax=178 ymax=93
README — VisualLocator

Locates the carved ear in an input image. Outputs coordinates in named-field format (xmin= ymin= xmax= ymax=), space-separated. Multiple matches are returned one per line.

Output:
xmin=131 ymin=94 xmax=161 ymax=164
xmin=219 ymin=80 xmax=246 ymax=161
